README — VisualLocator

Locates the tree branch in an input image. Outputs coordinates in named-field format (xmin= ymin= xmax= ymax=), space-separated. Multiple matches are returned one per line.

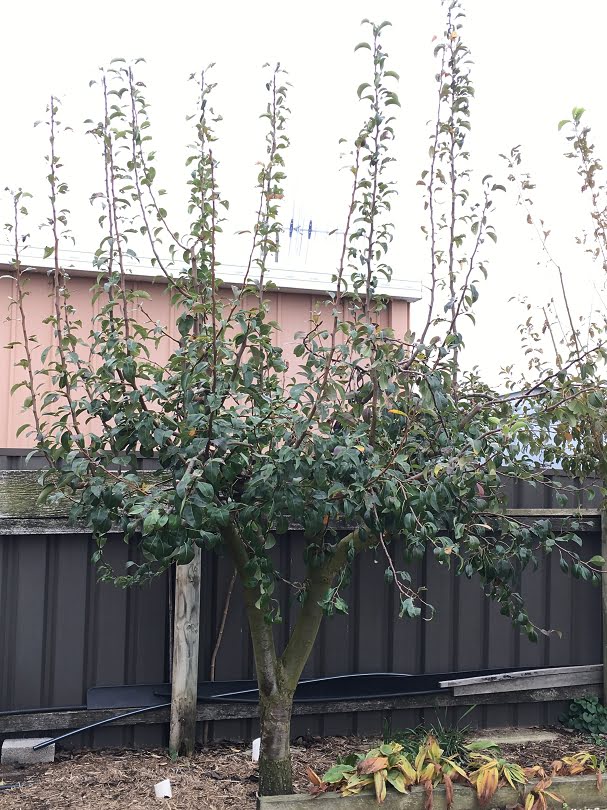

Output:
xmin=222 ymin=522 xmax=280 ymax=697
xmin=281 ymin=529 xmax=370 ymax=687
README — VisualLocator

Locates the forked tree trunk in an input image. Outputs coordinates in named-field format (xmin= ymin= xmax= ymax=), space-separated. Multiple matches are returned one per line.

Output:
xmin=221 ymin=522 xmax=362 ymax=797
xmin=169 ymin=547 xmax=202 ymax=756
xmin=258 ymin=688 xmax=295 ymax=796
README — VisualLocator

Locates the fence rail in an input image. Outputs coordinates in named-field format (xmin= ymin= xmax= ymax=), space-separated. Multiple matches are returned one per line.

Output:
xmin=0 ymin=454 xmax=603 ymax=748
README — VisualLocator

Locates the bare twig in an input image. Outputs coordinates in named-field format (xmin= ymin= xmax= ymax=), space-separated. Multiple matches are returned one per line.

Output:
xmin=210 ymin=569 xmax=237 ymax=681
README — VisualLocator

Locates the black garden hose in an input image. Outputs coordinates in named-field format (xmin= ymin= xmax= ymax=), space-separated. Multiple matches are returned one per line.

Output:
xmin=32 ymin=703 xmax=171 ymax=751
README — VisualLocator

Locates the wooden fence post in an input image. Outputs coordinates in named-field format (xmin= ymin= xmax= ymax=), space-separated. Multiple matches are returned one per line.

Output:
xmin=602 ymin=508 xmax=607 ymax=705
xmin=169 ymin=546 xmax=202 ymax=756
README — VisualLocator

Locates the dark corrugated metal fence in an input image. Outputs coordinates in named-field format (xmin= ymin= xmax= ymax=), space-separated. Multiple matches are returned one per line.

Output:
xmin=0 ymin=451 xmax=602 ymax=747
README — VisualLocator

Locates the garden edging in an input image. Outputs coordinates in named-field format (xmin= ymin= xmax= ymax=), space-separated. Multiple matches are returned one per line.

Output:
xmin=257 ymin=775 xmax=604 ymax=810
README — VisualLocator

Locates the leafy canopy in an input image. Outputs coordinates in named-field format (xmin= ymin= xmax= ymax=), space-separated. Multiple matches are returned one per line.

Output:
xmin=4 ymin=2 xmax=599 ymax=645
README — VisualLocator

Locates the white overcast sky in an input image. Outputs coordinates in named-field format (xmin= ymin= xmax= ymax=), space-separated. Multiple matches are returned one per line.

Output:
xmin=1 ymin=0 xmax=606 ymax=379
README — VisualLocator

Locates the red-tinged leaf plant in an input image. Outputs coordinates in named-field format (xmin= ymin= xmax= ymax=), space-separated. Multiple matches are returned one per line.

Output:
xmin=310 ymin=738 xmax=607 ymax=805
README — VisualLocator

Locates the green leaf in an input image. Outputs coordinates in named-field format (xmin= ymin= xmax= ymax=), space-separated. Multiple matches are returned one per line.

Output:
xmin=176 ymin=473 xmax=191 ymax=500
xmin=196 ymin=482 xmax=215 ymax=500
xmin=334 ymin=596 xmax=349 ymax=614
xmin=37 ymin=484 xmax=57 ymax=504
xmin=143 ymin=509 xmax=160 ymax=535
xmin=386 ymin=770 xmax=409 ymax=793
xmin=465 ymin=740 xmax=500 ymax=752
xmin=322 ymin=764 xmax=356 ymax=783
xmin=290 ymin=382 xmax=307 ymax=401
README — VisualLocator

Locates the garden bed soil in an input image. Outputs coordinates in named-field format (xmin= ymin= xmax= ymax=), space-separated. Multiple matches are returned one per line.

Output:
xmin=0 ymin=729 xmax=605 ymax=810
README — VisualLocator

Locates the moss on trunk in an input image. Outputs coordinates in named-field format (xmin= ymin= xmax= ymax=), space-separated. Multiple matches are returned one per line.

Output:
xmin=258 ymin=754 xmax=293 ymax=797
xmin=258 ymin=691 xmax=294 ymax=796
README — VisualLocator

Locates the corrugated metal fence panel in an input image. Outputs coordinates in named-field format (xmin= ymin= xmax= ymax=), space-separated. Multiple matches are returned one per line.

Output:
xmin=0 ymin=455 xmax=602 ymax=746
xmin=0 ymin=530 xmax=170 ymax=748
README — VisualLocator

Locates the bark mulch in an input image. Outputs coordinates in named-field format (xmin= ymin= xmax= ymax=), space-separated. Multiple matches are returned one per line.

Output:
xmin=0 ymin=730 xmax=604 ymax=809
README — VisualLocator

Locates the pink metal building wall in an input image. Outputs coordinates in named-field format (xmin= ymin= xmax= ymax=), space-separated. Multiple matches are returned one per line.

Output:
xmin=0 ymin=268 xmax=411 ymax=448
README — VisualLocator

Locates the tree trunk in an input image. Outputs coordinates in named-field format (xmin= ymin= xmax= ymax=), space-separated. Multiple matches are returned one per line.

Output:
xmin=169 ymin=546 xmax=202 ymax=756
xmin=258 ymin=688 xmax=295 ymax=796
xmin=220 ymin=522 xmax=361 ymax=796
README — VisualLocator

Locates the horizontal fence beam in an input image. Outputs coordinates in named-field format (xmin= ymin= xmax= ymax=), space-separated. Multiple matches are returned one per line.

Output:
xmin=0 ymin=469 xmax=156 ymax=520
xmin=0 ymin=683 xmax=599 ymax=735
xmin=0 ymin=470 xmax=64 ymax=519
xmin=0 ymin=470 xmax=602 ymax=533
xmin=0 ymin=512 xmax=601 ymax=536
xmin=0 ymin=518 xmax=96 ymax=535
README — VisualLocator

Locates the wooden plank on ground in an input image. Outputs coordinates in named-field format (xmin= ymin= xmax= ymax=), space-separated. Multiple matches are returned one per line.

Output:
xmin=441 ymin=665 xmax=602 ymax=696
xmin=440 ymin=665 xmax=601 ymax=690
xmin=0 ymin=683 xmax=599 ymax=735
xmin=450 ymin=670 xmax=601 ymax=696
